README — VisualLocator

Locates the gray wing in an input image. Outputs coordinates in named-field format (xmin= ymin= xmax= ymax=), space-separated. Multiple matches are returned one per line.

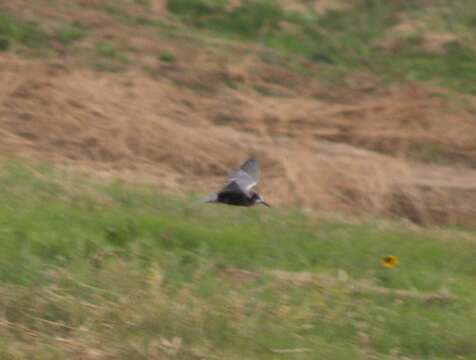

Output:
xmin=221 ymin=156 xmax=261 ymax=193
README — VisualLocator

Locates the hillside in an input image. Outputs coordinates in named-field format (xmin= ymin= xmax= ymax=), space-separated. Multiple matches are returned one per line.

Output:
xmin=1 ymin=0 xmax=476 ymax=225
xmin=1 ymin=1 xmax=476 ymax=358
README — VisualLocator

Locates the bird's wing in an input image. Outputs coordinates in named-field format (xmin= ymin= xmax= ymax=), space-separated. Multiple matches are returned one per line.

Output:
xmin=221 ymin=156 xmax=260 ymax=193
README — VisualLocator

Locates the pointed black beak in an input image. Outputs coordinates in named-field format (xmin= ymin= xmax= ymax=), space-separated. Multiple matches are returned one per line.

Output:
xmin=261 ymin=201 xmax=271 ymax=208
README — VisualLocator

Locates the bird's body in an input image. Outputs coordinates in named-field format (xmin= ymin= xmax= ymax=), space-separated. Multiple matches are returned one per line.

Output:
xmin=200 ymin=156 xmax=270 ymax=208
xmin=217 ymin=190 xmax=259 ymax=206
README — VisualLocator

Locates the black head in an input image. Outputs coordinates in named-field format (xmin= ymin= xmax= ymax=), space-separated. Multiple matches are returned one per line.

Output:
xmin=250 ymin=192 xmax=271 ymax=207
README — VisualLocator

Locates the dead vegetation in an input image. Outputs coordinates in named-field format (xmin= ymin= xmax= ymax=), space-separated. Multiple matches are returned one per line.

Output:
xmin=1 ymin=0 xmax=476 ymax=226
xmin=1 ymin=49 xmax=476 ymax=226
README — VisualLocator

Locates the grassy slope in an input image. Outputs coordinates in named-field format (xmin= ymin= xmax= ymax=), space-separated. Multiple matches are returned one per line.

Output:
xmin=166 ymin=0 xmax=476 ymax=94
xmin=1 ymin=162 xmax=476 ymax=359
xmin=2 ymin=0 xmax=476 ymax=93
xmin=2 ymin=1 xmax=476 ymax=358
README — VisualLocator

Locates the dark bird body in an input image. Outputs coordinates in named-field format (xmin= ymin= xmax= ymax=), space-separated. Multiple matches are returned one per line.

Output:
xmin=200 ymin=156 xmax=270 ymax=207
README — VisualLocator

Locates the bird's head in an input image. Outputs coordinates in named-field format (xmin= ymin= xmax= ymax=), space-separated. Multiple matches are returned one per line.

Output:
xmin=251 ymin=192 xmax=271 ymax=207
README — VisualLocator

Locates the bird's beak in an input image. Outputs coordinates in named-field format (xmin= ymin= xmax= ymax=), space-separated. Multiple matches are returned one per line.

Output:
xmin=260 ymin=200 xmax=271 ymax=208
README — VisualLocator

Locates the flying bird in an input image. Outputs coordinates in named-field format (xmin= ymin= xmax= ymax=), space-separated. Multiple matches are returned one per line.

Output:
xmin=200 ymin=156 xmax=270 ymax=207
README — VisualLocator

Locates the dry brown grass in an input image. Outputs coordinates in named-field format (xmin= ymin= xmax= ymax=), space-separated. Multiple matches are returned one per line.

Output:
xmin=279 ymin=0 xmax=355 ymax=14
xmin=1 ymin=0 xmax=476 ymax=226
xmin=378 ymin=13 xmax=462 ymax=54
xmin=1 ymin=52 xmax=476 ymax=225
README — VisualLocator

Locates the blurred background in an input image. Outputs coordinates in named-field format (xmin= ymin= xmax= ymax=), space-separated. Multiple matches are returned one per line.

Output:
xmin=1 ymin=1 xmax=476 ymax=359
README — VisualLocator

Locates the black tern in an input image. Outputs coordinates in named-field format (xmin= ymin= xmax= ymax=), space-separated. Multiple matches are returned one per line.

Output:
xmin=200 ymin=156 xmax=270 ymax=207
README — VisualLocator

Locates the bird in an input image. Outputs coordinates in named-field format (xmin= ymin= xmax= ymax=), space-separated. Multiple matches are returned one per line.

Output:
xmin=200 ymin=156 xmax=270 ymax=207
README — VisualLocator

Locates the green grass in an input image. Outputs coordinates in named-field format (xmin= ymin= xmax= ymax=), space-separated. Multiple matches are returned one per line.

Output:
xmin=0 ymin=36 xmax=9 ymax=51
xmin=96 ymin=42 xmax=129 ymax=62
xmin=0 ymin=12 xmax=48 ymax=49
xmin=133 ymin=0 xmax=151 ymax=6
xmin=0 ymin=161 xmax=476 ymax=358
xmin=0 ymin=11 xmax=88 ymax=53
xmin=3 ymin=1 xmax=476 ymax=94
xmin=55 ymin=22 xmax=87 ymax=46
xmin=94 ymin=41 xmax=130 ymax=71
xmin=159 ymin=49 xmax=176 ymax=62
xmin=166 ymin=0 xmax=476 ymax=94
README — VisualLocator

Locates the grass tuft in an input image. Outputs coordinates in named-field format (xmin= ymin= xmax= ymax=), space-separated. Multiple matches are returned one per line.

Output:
xmin=55 ymin=22 xmax=87 ymax=46
xmin=0 ymin=12 xmax=48 ymax=48
xmin=159 ymin=49 xmax=176 ymax=62
xmin=96 ymin=42 xmax=128 ymax=62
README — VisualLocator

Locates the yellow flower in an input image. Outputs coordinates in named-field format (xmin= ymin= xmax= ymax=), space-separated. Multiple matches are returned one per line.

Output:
xmin=381 ymin=255 xmax=399 ymax=268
